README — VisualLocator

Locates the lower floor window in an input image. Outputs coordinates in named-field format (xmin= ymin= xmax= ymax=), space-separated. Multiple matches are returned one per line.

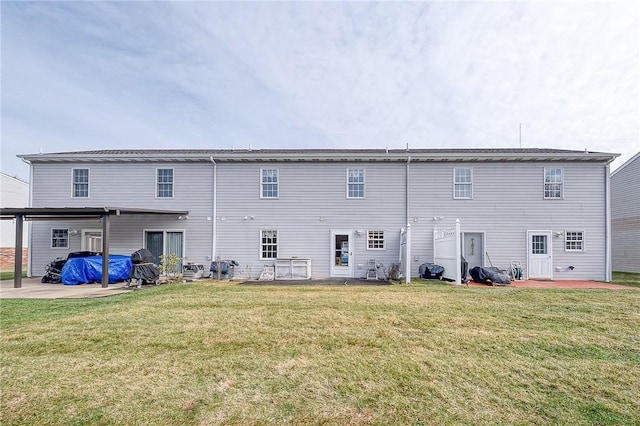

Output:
xmin=51 ymin=229 xmax=69 ymax=248
xmin=565 ymin=231 xmax=584 ymax=252
xmin=367 ymin=230 xmax=385 ymax=249
xmin=261 ymin=230 xmax=278 ymax=259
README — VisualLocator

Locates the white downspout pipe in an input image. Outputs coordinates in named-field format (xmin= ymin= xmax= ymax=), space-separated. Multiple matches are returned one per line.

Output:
xmin=604 ymin=163 xmax=612 ymax=282
xmin=210 ymin=157 xmax=217 ymax=263
xmin=405 ymin=156 xmax=411 ymax=284
xmin=21 ymin=157 xmax=33 ymax=277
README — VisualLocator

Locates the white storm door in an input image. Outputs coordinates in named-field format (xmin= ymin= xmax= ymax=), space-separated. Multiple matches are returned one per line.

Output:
xmin=527 ymin=231 xmax=553 ymax=280
xmin=331 ymin=231 xmax=353 ymax=278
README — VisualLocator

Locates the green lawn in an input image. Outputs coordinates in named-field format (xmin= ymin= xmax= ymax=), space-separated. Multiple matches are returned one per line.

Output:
xmin=613 ymin=271 xmax=640 ymax=288
xmin=0 ymin=269 xmax=27 ymax=281
xmin=1 ymin=281 xmax=639 ymax=425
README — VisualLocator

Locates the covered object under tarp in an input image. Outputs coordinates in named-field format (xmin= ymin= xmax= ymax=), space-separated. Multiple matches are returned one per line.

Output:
xmin=469 ymin=266 xmax=511 ymax=285
xmin=61 ymin=255 xmax=133 ymax=285
xmin=128 ymin=248 xmax=160 ymax=285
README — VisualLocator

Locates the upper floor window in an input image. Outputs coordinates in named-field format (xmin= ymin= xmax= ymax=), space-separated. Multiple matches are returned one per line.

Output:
xmin=347 ymin=169 xmax=365 ymax=199
xmin=157 ymin=168 xmax=174 ymax=198
xmin=51 ymin=228 xmax=69 ymax=248
xmin=72 ymin=168 xmax=89 ymax=198
xmin=260 ymin=230 xmax=278 ymax=259
xmin=544 ymin=168 xmax=563 ymax=199
xmin=261 ymin=169 xmax=279 ymax=198
xmin=367 ymin=230 xmax=385 ymax=250
xmin=453 ymin=168 xmax=473 ymax=199
xmin=565 ymin=231 xmax=584 ymax=252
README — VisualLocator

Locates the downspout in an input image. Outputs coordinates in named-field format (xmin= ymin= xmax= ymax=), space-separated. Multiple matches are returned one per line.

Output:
xmin=210 ymin=157 xmax=217 ymax=262
xmin=604 ymin=163 xmax=612 ymax=282
xmin=22 ymin=157 xmax=33 ymax=277
xmin=405 ymin=156 xmax=411 ymax=284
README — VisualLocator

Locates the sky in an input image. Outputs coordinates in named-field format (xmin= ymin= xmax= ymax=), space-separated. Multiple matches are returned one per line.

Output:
xmin=1 ymin=1 xmax=639 ymax=182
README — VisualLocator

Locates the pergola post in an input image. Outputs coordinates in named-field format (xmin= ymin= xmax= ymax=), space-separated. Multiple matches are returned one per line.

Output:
xmin=14 ymin=214 xmax=24 ymax=288
xmin=101 ymin=213 xmax=110 ymax=288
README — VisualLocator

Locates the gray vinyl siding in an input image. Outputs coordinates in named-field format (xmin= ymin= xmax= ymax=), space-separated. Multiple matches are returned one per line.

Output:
xmin=215 ymin=162 xmax=406 ymax=279
xmin=409 ymin=162 xmax=608 ymax=280
xmin=29 ymin=162 xmax=215 ymax=275
xmin=611 ymin=154 xmax=640 ymax=273
xmin=24 ymin=154 xmax=612 ymax=281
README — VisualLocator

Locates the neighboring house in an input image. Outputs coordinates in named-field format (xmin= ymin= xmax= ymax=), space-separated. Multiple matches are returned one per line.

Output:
xmin=11 ymin=148 xmax=618 ymax=282
xmin=611 ymin=152 xmax=640 ymax=273
xmin=0 ymin=172 xmax=29 ymax=270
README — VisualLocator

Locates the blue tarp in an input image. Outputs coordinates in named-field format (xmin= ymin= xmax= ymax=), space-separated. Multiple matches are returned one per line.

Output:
xmin=61 ymin=255 xmax=133 ymax=285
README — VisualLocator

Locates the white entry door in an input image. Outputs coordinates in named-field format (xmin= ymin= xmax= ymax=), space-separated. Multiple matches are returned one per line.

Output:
xmin=462 ymin=232 xmax=484 ymax=270
xmin=331 ymin=231 xmax=353 ymax=278
xmin=527 ymin=231 xmax=553 ymax=280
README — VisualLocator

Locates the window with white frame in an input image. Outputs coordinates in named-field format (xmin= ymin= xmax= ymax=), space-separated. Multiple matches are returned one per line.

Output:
xmin=544 ymin=168 xmax=563 ymax=199
xmin=261 ymin=169 xmax=279 ymax=198
xmin=453 ymin=168 xmax=473 ymax=199
xmin=347 ymin=169 xmax=365 ymax=198
xmin=260 ymin=230 xmax=278 ymax=259
xmin=565 ymin=231 xmax=584 ymax=252
xmin=367 ymin=230 xmax=385 ymax=249
xmin=72 ymin=168 xmax=89 ymax=198
xmin=157 ymin=168 xmax=174 ymax=198
xmin=51 ymin=229 xmax=69 ymax=248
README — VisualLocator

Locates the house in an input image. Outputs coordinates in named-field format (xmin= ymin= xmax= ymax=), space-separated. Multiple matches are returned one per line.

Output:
xmin=611 ymin=152 xmax=640 ymax=273
xmin=4 ymin=148 xmax=619 ymax=284
xmin=0 ymin=172 xmax=29 ymax=271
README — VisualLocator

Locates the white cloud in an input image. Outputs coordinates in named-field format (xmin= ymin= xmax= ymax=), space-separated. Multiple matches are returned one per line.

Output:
xmin=1 ymin=1 xmax=638 ymax=180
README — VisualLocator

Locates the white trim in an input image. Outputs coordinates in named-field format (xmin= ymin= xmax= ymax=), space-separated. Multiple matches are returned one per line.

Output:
xmin=611 ymin=151 xmax=640 ymax=177
xmin=331 ymin=230 xmax=354 ymax=277
xmin=543 ymin=167 xmax=564 ymax=199
xmin=366 ymin=230 xmax=386 ymax=250
xmin=81 ymin=229 xmax=103 ymax=252
xmin=50 ymin=228 xmax=69 ymax=249
xmin=259 ymin=168 xmax=279 ymax=199
xmin=71 ymin=167 xmax=90 ymax=198
xmin=564 ymin=230 xmax=585 ymax=252
xmin=259 ymin=229 xmax=278 ymax=260
xmin=453 ymin=167 xmax=473 ymax=199
xmin=155 ymin=167 xmax=175 ymax=199
xmin=346 ymin=168 xmax=365 ymax=199
xmin=526 ymin=230 xmax=553 ymax=280
xmin=460 ymin=230 xmax=486 ymax=267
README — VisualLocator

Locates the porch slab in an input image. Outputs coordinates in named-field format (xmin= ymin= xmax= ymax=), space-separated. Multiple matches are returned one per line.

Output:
xmin=0 ymin=277 xmax=135 ymax=299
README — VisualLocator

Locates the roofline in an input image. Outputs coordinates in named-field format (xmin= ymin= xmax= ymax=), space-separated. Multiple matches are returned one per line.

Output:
xmin=0 ymin=172 xmax=29 ymax=185
xmin=611 ymin=151 xmax=640 ymax=177
xmin=17 ymin=148 xmax=620 ymax=164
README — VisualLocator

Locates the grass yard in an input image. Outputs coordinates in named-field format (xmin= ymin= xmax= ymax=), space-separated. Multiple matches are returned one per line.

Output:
xmin=612 ymin=271 xmax=640 ymax=288
xmin=1 ymin=281 xmax=639 ymax=425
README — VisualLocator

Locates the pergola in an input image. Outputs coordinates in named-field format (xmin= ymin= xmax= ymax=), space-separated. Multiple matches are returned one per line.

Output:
xmin=0 ymin=207 xmax=188 ymax=288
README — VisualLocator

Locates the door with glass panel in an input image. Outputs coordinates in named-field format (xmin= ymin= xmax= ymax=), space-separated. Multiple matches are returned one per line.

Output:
xmin=145 ymin=231 xmax=184 ymax=271
xmin=527 ymin=231 xmax=552 ymax=280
